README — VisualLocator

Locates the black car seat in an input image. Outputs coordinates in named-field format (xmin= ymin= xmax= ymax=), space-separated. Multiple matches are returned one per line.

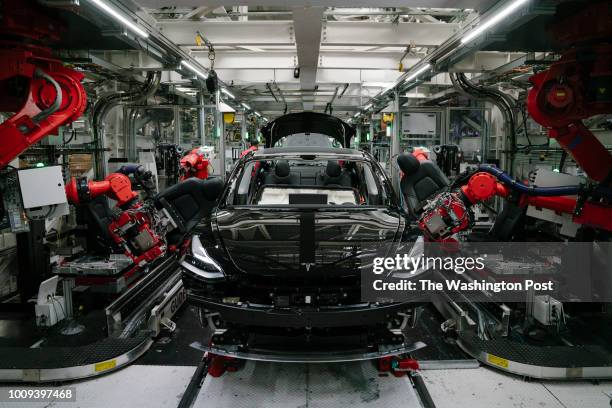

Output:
xmin=318 ymin=161 xmax=352 ymax=187
xmin=77 ymin=196 xmax=117 ymax=254
xmin=264 ymin=160 xmax=299 ymax=185
xmin=489 ymin=202 xmax=526 ymax=241
xmin=397 ymin=153 xmax=449 ymax=217
xmin=155 ymin=177 xmax=224 ymax=245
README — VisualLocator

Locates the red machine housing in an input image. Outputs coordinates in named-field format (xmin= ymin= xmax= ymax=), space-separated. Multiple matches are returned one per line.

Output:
xmin=460 ymin=172 xmax=509 ymax=203
xmin=418 ymin=192 xmax=471 ymax=242
xmin=526 ymin=1 xmax=612 ymax=183
xmin=106 ymin=208 xmax=165 ymax=266
xmin=180 ymin=148 xmax=211 ymax=180
xmin=0 ymin=0 xmax=87 ymax=168
xmin=527 ymin=45 xmax=612 ymax=183
xmin=65 ymin=173 xmax=138 ymax=207
xmin=65 ymin=173 xmax=166 ymax=266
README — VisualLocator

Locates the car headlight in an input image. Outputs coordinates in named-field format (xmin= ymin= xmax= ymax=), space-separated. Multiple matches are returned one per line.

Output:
xmin=180 ymin=235 xmax=225 ymax=280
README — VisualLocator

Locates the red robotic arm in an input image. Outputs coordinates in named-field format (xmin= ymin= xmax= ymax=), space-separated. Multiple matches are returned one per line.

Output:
xmin=527 ymin=45 xmax=612 ymax=184
xmin=65 ymin=173 xmax=165 ymax=265
xmin=0 ymin=1 xmax=87 ymax=168
xmin=419 ymin=2 xmax=612 ymax=242
xmin=65 ymin=173 xmax=138 ymax=208
xmin=419 ymin=168 xmax=612 ymax=241
xmin=526 ymin=1 xmax=612 ymax=184
xmin=180 ymin=147 xmax=211 ymax=180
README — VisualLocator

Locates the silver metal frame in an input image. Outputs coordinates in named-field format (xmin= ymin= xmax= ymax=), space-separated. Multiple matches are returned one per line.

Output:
xmin=190 ymin=341 xmax=427 ymax=364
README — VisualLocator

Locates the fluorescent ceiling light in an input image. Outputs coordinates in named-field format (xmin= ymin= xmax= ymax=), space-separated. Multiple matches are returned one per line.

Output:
xmin=219 ymin=101 xmax=235 ymax=113
xmin=89 ymin=0 xmax=149 ymax=38
xmin=353 ymin=112 xmax=360 ymax=118
xmin=221 ymin=88 xmax=235 ymax=99
xmin=363 ymin=103 xmax=372 ymax=111
xmin=254 ymin=112 xmax=262 ymax=117
xmin=181 ymin=60 xmax=208 ymax=79
xmin=406 ymin=63 xmax=432 ymax=82
xmin=461 ymin=0 xmax=530 ymax=44
xmin=242 ymin=103 xmax=251 ymax=110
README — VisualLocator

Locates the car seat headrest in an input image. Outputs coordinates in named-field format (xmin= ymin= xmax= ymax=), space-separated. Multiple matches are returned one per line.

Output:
xmin=326 ymin=161 xmax=342 ymax=178
xmin=397 ymin=154 xmax=420 ymax=176
xmin=275 ymin=160 xmax=291 ymax=178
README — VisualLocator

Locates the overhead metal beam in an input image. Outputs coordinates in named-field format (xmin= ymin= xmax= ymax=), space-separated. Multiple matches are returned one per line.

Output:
xmin=181 ymin=6 xmax=215 ymax=19
xmin=191 ymin=51 xmax=419 ymax=70
xmin=449 ymin=51 xmax=526 ymax=73
xmin=207 ymin=68 xmax=402 ymax=85
xmin=322 ymin=21 xmax=459 ymax=48
xmin=137 ymin=1 xmax=496 ymax=10
xmin=157 ymin=20 xmax=460 ymax=48
xmin=292 ymin=6 xmax=324 ymax=110
xmin=158 ymin=20 xmax=294 ymax=47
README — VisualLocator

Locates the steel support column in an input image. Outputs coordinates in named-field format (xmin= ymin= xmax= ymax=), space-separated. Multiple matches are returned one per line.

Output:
xmin=241 ymin=110 xmax=247 ymax=141
xmin=391 ymin=89 xmax=401 ymax=191
xmin=216 ymin=89 xmax=225 ymax=179
xmin=198 ymin=91 xmax=206 ymax=146
xmin=293 ymin=7 xmax=324 ymax=110
xmin=369 ymin=117 xmax=374 ymax=152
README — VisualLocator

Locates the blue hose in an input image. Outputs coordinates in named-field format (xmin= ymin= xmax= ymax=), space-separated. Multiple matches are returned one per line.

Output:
xmin=118 ymin=164 xmax=142 ymax=175
xmin=477 ymin=165 xmax=582 ymax=196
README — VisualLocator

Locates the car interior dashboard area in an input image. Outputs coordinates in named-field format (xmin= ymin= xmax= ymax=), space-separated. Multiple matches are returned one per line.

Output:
xmin=230 ymin=158 xmax=388 ymax=206
xmin=257 ymin=186 xmax=358 ymax=205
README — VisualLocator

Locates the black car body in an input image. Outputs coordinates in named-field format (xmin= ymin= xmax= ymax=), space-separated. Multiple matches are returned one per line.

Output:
xmin=180 ymin=113 xmax=425 ymax=361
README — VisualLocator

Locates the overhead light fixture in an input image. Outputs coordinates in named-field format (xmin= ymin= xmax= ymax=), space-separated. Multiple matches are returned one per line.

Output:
xmin=219 ymin=102 xmax=236 ymax=114
xmin=406 ymin=63 xmax=432 ymax=82
xmin=254 ymin=112 xmax=262 ymax=117
xmin=221 ymin=88 xmax=235 ymax=99
xmin=353 ymin=112 xmax=360 ymax=118
xmin=89 ymin=0 xmax=149 ymax=38
xmin=461 ymin=0 xmax=530 ymax=44
xmin=242 ymin=103 xmax=251 ymax=110
xmin=363 ymin=103 xmax=373 ymax=111
xmin=181 ymin=60 xmax=208 ymax=79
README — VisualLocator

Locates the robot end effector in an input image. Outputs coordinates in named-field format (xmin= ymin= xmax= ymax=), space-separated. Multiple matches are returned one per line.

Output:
xmin=398 ymin=155 xmax=612 ymax=242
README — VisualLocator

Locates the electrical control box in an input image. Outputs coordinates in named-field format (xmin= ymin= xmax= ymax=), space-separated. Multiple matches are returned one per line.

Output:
xmin=17 ymin=166 xmax=69 ymax=219
xmin=533 ymin=295 xmax=563 ymax=326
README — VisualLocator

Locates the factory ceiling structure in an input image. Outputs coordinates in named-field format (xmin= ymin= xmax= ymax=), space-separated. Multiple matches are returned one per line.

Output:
xmin=69 ymin=0 xmax=541 ymax=122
